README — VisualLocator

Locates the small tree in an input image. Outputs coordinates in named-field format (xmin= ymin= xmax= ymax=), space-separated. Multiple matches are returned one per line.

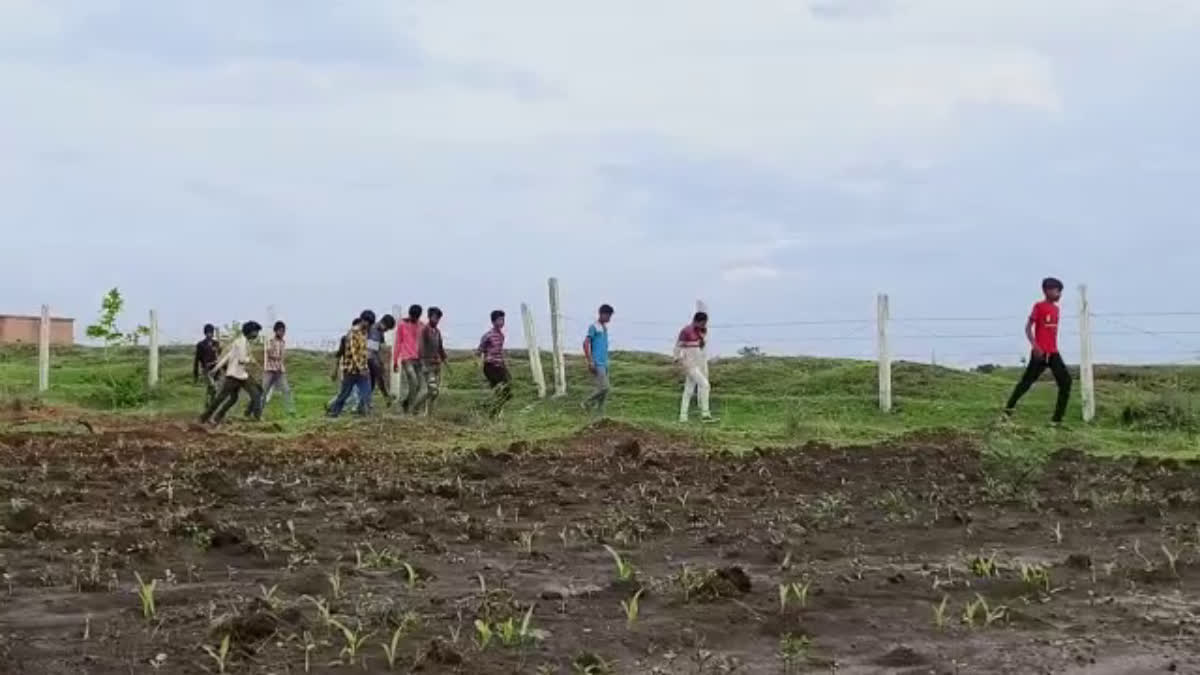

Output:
xmin=84 ymin=288 xmax=152 ymax=408
xmin=738 ymin=345 xmax=764 ymax=358
xmin=85 ymin=288 xmax=149 ymax=348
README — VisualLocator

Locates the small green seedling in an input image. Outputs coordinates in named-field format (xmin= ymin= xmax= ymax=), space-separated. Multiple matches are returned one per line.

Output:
xmin=962 ymin=594 xmax=1006 ymax=628
xmin=1162 ymin=544 xmax=1180 ymax=578
xmin=603 ymin=545 xmax=636 ymax=582
xmin=778 ymin=584 xmax=790 ymax=613
xmin=134 ymin=572 xmax=157 ymax=621
xmin=969 ymin=552 xmax=999 ymax=579
xmin=791 ymin=581 xmax=810 ymax=608
xmin=621 ymin=589 xmax=644 ymax=628
xmin=329 ymin=618 xmax=372 ymax=662
xmin=403 ymin=562 xmax=419 ymax=590
xmin=932 ymin=595 xmax=949 ymax=629
xmin=327 ymin=567 xmax=343 ymax=600
xmin=259 ymin=584 xmax=281 ymax=610
xmin=381 ymin=622 xmax=407 ymax=670
xmin=1019 ymin=563 xmax=1051 ymax=593
xmin=474 ymin=619 xmax=494 ymax=649
xmin=201 ymin=635 xmax=232 ymax=674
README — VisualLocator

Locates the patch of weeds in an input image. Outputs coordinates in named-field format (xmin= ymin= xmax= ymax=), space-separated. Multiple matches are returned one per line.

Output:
xmin=674 ymin=565 xmax=751 ymax=603
xmin=1019 ymin=563 xmax=1051 ymax=594
xmin=1120 ymin=391 xmax=1199 ymax=432
xmin=968 ymin=552 xmax=1000 ymax=579
xmin=778 ymin=633 xmax=813 ymax=674
xmin=571 ymin=652 xmax=614 ymax=674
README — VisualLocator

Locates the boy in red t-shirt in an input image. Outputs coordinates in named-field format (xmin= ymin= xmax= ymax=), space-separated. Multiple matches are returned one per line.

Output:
xmin=1004 ymin=277 xmax=1072 ymax=425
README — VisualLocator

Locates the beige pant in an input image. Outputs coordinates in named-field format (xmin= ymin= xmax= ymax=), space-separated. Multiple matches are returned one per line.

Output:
xmin=678 ymin=348 xmax=710 ymax=420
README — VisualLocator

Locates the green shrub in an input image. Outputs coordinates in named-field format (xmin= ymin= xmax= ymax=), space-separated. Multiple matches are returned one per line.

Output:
xmin=1120 ymin=391 xmax=1199 ymax=432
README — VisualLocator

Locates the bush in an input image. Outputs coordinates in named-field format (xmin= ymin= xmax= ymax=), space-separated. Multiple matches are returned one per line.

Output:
xmin=1120 ymin=391 xmax=1199 ymax=432
xmin=85 ymin=368 xmax=152 ymax=409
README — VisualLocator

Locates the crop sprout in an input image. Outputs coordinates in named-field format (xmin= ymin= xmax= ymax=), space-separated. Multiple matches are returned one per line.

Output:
xmin=968 ymin=552 xmax=999 ymax=579
xmin=932 ymin=595 xmax=950 ymax=629
xmin=621 ymin=589 xmax=644 ymax=628
xmin=603 ymin=545 xmax=636 ymax=582
xmin=1019 ymin=564 xmax=1051 ymax=594
xmin=134 ymin=572 xmax=157 ymax=621
xmin=201 ymin=635 xmax=232 ymax=674
xmin=329 ymin=618 xmax=372 ymax=663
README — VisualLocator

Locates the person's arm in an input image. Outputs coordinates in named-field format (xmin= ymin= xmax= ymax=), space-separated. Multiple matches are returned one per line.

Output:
xmin=193 ymin=343 xmax=202 ymax=383
xmin=438 ymin=333 xmax=448 ymax=365
xmin=393 ymin=331 xmax=402 ymax=370
xmin=1025 ymin=307 xmax=1043 ymax=359
xmin=211 ymin=345 xmax=231 ymax=375
xmin=583 ymin=330 xmax=595 ymax=370
xmin=673 ymin=329 xmax=685 ymax=362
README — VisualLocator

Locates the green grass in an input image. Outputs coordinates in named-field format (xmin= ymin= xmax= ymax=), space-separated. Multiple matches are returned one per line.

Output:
xmin=1 ymin=344 xmax=1197 ymax=458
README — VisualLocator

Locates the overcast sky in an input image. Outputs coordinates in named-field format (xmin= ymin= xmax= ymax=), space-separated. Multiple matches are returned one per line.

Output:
xmin=3 ymin=1 xmax=1198 ymax=364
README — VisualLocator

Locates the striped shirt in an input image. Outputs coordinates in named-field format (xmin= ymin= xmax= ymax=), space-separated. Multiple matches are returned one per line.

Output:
xmin=476 ymin=328 xmax=505 ymax=365
xmin=265 ymin=337 xmax=286 ymax=373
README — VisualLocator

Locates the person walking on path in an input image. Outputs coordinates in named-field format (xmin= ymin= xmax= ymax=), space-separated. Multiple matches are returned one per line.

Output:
xmin=675 ymin=311 xmax=716 ymax=423
xmin=257 ymin=321 xmax=296 ymax=417
xmin=327 ymin=318 xmax=362 ymax=411
xmin=328 ymin=317 xmax=371 ymax=417
xmin=367 ymin=312 xmax=396 ymax=406
xmin=476 ymin=310 xmax=512 ymax=418
xmin=201 ymin=321 xmax=264 ymax=425
xmin=193 ymin=323 xmax=222 ymax=409
xmin=411 ymin=307 xmax=448 ymax=416
xmin=393 ymin=305 xmax=424 ymax=414
xmin=582 ymin=304 xmax=614 ymax=417
xmin=1004 ymin=277 xmax=1072 ymax=426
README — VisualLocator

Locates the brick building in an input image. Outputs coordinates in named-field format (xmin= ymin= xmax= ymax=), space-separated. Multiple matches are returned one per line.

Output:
xmin=0 ymin=314 xmax=75 ymax=345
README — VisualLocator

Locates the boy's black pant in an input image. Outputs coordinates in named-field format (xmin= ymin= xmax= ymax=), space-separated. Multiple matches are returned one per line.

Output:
xmin=201 ymin=376 xmax=262 ymax=424
xmin=1006 ymin=351 xmax=1072 ymax=422
xmin=483 ymin=363 xmax=512 ymax=416
xmin=368 ymin=355 xmax=391 ymax=402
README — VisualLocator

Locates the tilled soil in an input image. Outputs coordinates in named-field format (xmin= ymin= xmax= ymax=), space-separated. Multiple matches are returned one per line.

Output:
xmin=2 ymin=419 xmax=1200 ymax=674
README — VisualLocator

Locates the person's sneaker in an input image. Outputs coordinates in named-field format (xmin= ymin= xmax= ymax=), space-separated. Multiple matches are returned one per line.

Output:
xmin=1050 ymin=420 xmax=1067 ymax=430
xmin=679 ymin=416 xmax=689 ymax=423
xmin=701 ymin=415 xmax=718 ymax=424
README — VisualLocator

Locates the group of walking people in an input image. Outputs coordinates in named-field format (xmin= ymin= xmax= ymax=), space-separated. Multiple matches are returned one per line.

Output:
xmin=190 ymin=277 xmax=1070 ymax=428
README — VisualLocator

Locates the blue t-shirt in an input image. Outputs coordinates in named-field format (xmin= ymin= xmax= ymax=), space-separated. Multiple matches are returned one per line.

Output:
xmin=587 ymin=322 xmax=609 ymax=369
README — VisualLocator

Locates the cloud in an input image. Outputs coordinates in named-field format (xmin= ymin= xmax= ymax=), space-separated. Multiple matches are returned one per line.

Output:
xmin=0 ymin=1 xmax=1198 ymax=362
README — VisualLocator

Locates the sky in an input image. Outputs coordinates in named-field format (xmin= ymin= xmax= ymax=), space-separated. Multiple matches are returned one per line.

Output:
xmin=3 ymin=0 xmax=1199 ymax=365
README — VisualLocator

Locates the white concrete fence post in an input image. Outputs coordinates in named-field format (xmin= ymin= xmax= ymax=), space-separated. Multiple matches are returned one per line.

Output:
xmin=548 ymin=277 xmax=566 ymax=397
xmin=38 ymin=304 xmax=50 ymax=393
xmin=521 ymin=302 xmax=547 ymax=399
xmin=696 ymin=299 xmax=709 ymax=366
xmin=148 ymin=309 xmax=160 ymax=388
xmin=877 ymin=293 xmax=892 ymax=413
xmin=1078 ymin=284 xmax=1096 ymax=423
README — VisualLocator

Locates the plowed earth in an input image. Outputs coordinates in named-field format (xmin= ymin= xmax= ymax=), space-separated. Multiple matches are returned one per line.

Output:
xmin=2 ymin=418 xmax=1199 ymax=674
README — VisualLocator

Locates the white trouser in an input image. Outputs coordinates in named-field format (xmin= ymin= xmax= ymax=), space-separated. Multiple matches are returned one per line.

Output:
xmin=678 ymin=348 xmax=710 ymax=419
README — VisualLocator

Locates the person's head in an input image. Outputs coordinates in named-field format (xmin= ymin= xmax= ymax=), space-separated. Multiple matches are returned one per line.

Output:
xmin=273 ymin=321 xmax=286 ymax=338
xmin=692 ymin=311 xmax=708 ymax=328
xmin=242 ymin=321 xmax=262 ymax=340
xmin=1042 ymin=277 xmax=1064 ymax=302
xmin=203 ymin=323 xmax=215 ymax=339
xmin=490 ymin=309 xmax=506 ymax=329
xmin=360 ymin=309 xmax=377 ymax=326
xmin=380 ymin=314 xmax=396 ymax=331
xmin=428 ymin=307 xmax=443 ymax=326
xmin=407 ymin=304 xmax=423 ymax=321
xmin=598 ymin=304 xmax=614 ymax=324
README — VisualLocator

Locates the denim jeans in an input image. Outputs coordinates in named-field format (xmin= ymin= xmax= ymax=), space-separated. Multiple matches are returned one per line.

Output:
xmin=328 ymin=374 xmax=370 ymax=417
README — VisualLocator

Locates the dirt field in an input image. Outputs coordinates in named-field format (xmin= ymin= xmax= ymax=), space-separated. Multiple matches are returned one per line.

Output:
xmin=3 ymin=418 xmax=1200 ymax=674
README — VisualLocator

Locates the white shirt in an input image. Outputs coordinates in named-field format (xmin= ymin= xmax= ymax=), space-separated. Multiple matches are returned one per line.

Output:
xmin=214 ymin=336 xmax=252 ymax=380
